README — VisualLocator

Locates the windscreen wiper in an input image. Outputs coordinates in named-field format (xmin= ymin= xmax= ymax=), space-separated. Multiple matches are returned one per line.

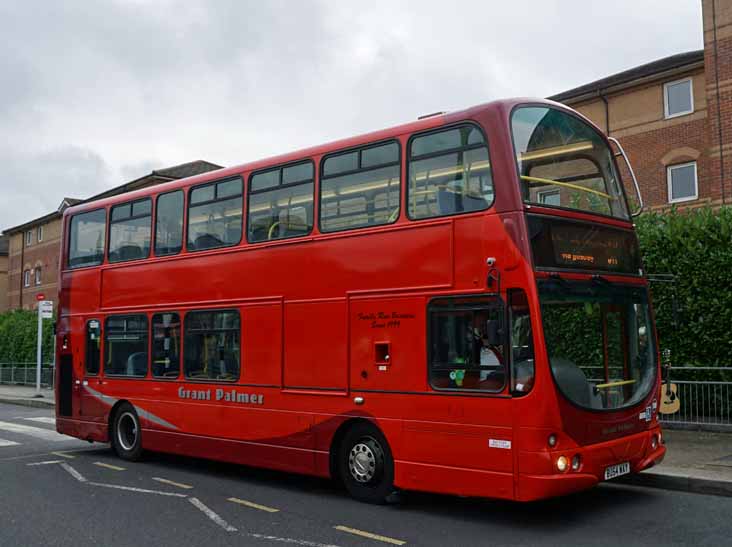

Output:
xmin=591 ymin=274 xmax=611 ymax=286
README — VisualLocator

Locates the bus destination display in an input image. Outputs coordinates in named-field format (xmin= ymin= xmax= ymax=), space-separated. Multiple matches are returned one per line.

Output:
xmin=528 ymin=215 xmax=641 ymax=275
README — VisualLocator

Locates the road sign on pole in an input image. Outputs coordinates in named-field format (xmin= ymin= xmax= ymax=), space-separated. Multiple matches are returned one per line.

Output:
xmin=35 ymin=300 xmax=53 ymax=397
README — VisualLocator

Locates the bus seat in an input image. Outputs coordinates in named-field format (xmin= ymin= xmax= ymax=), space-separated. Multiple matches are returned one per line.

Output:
xmin=126 ymin=352 xmax=148 ymax=377
xmin=115 ymin=244 xmax=144 ymax=261
xmin=550 ymin=358 xmax=591 ymax=407
xmin=193 ymin=233 xmax=223 ymax=250
xmin=437 ymin=188 xmax=464 ymax=215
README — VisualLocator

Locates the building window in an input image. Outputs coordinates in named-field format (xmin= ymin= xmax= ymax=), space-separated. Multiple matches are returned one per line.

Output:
xmin=37 ymin=225 xmax=43 ymax=243
xmin=408 ymin=125 xmax=494 ymax=220
xmin=188 ymin=178 xmax=243 ymax=251
xmin=667 ymin=162 xmax=698 ymax=203
xmin=26 ymin=230 xmax=32 ymax=246
xmin=248 ymin=161 xmax=314 ymax=242
xmin=109 ymin=198 xmax=152 ymax=263
xmin=35 ymin=267 xmax=42 ymax=286
xmin=184 ymin=310 xmax=240 ymax=381
xmin=23 ymin=270 xmax=30 ymax=287
xmin=320 ymin=142 xmax=400 ymax=232
xmin=104 ymin=315 xmax=149 ymax=377
xmin=664 ymin=78 xmax=693 ymax=119
xmin=537 ymin=189 xmax=561 ymax=207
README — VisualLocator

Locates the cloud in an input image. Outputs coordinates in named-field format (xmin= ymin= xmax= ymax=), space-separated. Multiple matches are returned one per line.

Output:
xmin=0 ymin=0 xmax=703 ymax=231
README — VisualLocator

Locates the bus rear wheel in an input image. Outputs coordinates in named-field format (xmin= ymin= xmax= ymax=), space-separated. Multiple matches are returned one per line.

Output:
xmin=111 ymin=403 xmax=143 ymax=461
xmin=338 ymin=422 xmax=395 ymax=504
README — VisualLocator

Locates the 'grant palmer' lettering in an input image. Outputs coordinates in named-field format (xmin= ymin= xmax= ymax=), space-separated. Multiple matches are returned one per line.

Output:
xmin=178 ymin=386 xmax=264 ymax=405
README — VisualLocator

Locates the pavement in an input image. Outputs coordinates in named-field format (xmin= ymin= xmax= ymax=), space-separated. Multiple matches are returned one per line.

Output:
xmin=1 ymin=383 xmax=731 ymax=499
xmin=0 ymin=384 xmax=55 ymax=408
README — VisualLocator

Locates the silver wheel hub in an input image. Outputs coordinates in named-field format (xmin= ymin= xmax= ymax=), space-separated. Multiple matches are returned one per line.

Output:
xmin=349 ymin=441 xmax=378 ymax=483
xmin=117 ymin=412 xmax=138 ymax=452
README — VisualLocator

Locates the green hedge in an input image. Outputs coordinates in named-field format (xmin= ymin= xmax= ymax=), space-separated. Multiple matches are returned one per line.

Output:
xmin=636 ymin=206 xmax=732 ymax=369
xmin=0 ymin=310 xmax=54 ymax=363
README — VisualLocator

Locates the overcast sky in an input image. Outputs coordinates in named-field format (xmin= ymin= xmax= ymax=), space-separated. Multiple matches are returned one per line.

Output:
xmin=0 ymin=0 xmax=703 ymax=231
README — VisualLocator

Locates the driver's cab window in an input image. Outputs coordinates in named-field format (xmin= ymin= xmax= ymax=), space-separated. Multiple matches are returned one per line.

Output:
xmin=429 ymin=297 xmax=505 ymax=391
xmin=85 ymin=320 xmax=101 ymax=375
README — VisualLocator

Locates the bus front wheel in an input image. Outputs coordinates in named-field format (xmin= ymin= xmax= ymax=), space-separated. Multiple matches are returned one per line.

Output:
xmin=111 ymin=403 xmax=143 ymax=461
xmin=338 ymin=422 xmax=395 ymax=504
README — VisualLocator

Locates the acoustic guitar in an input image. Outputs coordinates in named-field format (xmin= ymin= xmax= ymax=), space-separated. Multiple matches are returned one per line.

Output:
xmin=659 ymin=350 xmax=680 ymax=415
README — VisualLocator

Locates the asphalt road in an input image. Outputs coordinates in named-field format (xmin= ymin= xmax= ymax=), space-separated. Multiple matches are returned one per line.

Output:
xmin=0 ymin=402 xmax=729 ymax=547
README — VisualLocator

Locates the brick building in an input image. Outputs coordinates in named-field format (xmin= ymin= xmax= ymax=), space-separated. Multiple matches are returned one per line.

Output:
xmin=0 ymin=236 xmax=8 ymax=313
xmin=550 ymin=0 xmax=732 ymax=211
xmin=2 ymin=160 xmax=222 ymax=311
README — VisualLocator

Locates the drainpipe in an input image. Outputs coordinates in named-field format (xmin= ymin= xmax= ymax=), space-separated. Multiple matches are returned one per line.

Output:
xmin=19 ymin=230 xmax=24 ymax=310
xmin=713 ymin=0 xmax=726 ymax=204
xmin=599 ymin=90 xmax=610 ymax=135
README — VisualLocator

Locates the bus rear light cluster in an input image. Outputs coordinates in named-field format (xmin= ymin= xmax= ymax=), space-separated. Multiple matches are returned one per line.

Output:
xmin=651 ymin=434 xmax=658 ymax=450
xmin=556 ymin=454 xmax=582 ymax=473
xmin=556 ymin=455 xmax=568 ymax=473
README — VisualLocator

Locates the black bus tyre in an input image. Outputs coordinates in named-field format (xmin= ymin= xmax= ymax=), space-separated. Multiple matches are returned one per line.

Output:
xmin=111 ymin=403 xmax=143 ymax=461
xmin=338 ymin=422 xmax=395 ymax=504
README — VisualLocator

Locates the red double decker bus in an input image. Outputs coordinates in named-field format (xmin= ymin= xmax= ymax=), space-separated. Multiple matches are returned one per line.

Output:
xmin=55 ymin=98 xmax=665 ymax=503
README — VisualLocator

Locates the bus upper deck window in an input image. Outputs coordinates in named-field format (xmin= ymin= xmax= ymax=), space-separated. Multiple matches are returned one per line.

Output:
xmin=408 ymin=125 xmax=493 ymax=220
xmin=188 ymin=178 xmax=243 ymax=251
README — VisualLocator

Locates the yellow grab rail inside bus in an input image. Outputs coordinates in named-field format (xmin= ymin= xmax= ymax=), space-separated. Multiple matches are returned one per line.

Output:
xmin=520 ymin=175 xmax=615 ymax=200
xmin=594 ymin=379 xmax=637 ymax=389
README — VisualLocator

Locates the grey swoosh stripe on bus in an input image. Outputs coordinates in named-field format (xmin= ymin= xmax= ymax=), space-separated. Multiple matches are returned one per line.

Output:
xmin=84 ymin=385 xmax=179 ymax=430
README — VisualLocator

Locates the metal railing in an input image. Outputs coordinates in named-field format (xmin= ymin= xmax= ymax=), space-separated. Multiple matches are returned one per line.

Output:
xmin=0 ymin=363 xmax=55 ymax=388
xmin=582 ymin=364 xmax=732 ymax=430
xmin=659 ymin=367 xmax=732 ymax=431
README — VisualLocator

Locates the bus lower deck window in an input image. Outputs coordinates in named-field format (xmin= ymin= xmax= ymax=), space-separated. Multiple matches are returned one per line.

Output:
xmin=184 ymin=310 xmax=240 ymax=381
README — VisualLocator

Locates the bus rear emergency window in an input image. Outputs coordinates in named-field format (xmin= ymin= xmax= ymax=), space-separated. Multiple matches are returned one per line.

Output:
xmin=68 ymin=209 xmax=106 ymax=269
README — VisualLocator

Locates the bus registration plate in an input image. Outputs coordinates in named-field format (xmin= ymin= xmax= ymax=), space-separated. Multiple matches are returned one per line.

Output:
xmin=604 ymin=462 xmax=630 ymax=480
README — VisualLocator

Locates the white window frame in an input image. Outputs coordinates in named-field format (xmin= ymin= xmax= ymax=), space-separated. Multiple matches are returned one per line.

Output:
xmin=25 ymin=230 xmax=32 ymax=246
xmin=37 ymin=225 xmax=43 ymax=242
xmin=537 ymin=189 xmax=561 ymax=206
xmin=667 ymin=161 xmax=698 ymax=204
xmin=23 ymin=270 xmax=30 ymax=287
xmin=35 ymin=267 xmax=42 ymax=286
xmin=664 ymin=77 xmax=694 ymax=119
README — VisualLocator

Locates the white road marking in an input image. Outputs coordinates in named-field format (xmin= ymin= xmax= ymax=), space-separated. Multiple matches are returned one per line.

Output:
xmin=0 ymin=420 xmax=68 ymax=442
xmin=248 ymin=533 xmax=340 ymax=546
xmin=51 ymin=451 xmax=75 ymax=459
xmin=88 ymin=482 xmax=187 ymax=497
xmin=27 ymin=460 xmax=63 ymax=466
xmin=23 ymin=417 xmax=56 ymax=425
xmin=93 ymin=461 xmax=125 ymax=471
xmin=152 ymin=477 xmax=193 ymax=490
xmin=0 ymin=438 xmax=20 ymax=447
xmin=188 ymin=497 xmax=237 ymax=532
xmin=228 ymin=496 xmax=279 ymax=513
xmin=334 ymin=525 xmax=406 ymax=545
xmin=60 ymin=462 xmax=87 ymax=483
